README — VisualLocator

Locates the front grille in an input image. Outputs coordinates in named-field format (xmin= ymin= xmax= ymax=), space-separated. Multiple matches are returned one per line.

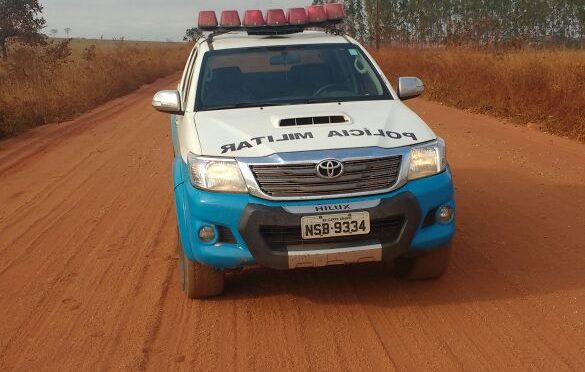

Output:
xmin=259 ymin=215 xmax=405 ymax=252
xmin=249 ymin=156 xmax=402 ymax=198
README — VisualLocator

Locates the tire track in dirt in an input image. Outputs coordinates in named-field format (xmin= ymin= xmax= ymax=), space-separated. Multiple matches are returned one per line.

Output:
xmin=0 ymin=78 xmax=584 ymax=371
xmin=0 ymin=76 xmax=175 ymax=178
xmin=0 ymin=100 xmax=160 ymax=239
xmin=0 ymin=121 xmax=174 ymax=369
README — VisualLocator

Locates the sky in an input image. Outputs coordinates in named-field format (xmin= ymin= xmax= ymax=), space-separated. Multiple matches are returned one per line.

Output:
xmin=42 ymin=0 xmax=309 ymax=41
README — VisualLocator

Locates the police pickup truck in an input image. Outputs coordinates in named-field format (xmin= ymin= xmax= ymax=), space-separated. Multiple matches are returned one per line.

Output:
xmin=152 ymin=4 xmax=456 ymax=298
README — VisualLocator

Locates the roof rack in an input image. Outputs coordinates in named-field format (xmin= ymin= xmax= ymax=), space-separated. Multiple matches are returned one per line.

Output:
xmin=206 ymin=26 xmax=345 ymax=51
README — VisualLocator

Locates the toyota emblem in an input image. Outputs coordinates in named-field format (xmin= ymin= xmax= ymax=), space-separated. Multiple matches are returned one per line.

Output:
xmin=316 ymin=159 xmax=344 ymax=179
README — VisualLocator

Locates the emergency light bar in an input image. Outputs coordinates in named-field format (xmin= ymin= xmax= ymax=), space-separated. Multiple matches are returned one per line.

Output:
xmin=198 ymin=11 xmax=218 ymax=31
xmin=324 ymin=3 xmax=345 ymax=21
xmin=243 ymin=10 xmax=266 ymax=27
xmin=220 ymin=10 xmax=241 ymax=28
xmin=307 ymin=5 xmax=327 ymax=23
xmin=266 ymin=9 xmax=287 ymax=26
xmin=287 ymin=8 xmax=308 ymax=25
xmin=197 ymin=2 xmax=344 ymax=35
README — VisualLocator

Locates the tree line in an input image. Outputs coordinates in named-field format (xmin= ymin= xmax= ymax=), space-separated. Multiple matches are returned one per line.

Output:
xmin=315 ymin=0 xmax=585 ymax=47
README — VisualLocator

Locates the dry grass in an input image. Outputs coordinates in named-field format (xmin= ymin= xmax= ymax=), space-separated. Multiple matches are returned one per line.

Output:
xmin=3 ymin=41 xmax=583 ymax=142
xmin=371 ymin=47 xmax=585 ymax=142
xmin=0 ymin=39 xmax=190 ymax=138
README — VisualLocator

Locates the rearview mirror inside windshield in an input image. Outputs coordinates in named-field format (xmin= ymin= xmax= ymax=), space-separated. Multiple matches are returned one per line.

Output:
xmin=270 ymin=53 xmax=301 ymax=65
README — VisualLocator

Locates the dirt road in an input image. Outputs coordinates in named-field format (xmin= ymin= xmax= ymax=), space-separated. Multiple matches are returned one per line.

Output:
xmin=1 ymin=75 xmax=584 ymax=371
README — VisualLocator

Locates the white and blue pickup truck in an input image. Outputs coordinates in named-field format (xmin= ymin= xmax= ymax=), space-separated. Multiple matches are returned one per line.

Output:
xmin=152 ymin=5 xmax=455 ymax=298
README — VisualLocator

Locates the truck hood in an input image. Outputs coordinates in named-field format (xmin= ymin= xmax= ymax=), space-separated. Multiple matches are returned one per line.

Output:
xmin=194 ymin=100 xmax=436 ymax=158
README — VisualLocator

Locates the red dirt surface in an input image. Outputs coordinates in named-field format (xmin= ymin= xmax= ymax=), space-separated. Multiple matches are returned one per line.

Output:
xmin=1 ymin=76 xmax=584 ymax=371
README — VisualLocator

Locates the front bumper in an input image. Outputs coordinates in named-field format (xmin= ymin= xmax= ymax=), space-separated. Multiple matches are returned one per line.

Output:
xmin=239 ymin=193 xmax=420 ymax=269
xmin=174 ymin=160 xmax=455 ymax=270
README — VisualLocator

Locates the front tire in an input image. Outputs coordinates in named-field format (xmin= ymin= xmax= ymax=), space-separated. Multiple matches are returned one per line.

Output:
xmin=178 ymin=234 xmax=224 ymax=299
xmin=394 ymin=245 xmax=452 ymax=280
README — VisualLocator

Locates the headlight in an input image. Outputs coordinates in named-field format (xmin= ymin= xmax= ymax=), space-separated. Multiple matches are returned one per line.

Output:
xmin=408 ymin=139 xmax=447 ymax=181
xmin=187 ymin=153 xmax=247 ymax=193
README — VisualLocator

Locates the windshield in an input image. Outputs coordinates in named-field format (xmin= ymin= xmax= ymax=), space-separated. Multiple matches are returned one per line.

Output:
xmin=195 ymin=44 xmax=392 ymax=111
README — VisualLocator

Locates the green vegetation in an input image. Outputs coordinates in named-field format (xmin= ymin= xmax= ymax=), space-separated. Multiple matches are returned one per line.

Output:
xmin=319 ymin=0 xmax=585 ymax=47
xmin=0 ymin=0 xmax=46 ymax=60
xmin=184 ymin=27 xmax=203 ymax=42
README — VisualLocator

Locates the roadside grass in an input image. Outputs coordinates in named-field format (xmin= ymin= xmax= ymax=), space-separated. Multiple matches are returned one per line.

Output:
xmin=0 ymin=39 xmax=190 ymax=138
xmin=372 ymin=47 xmax=585 ymax=142
xmin=3 ymin=40 xmax=584 ymax=143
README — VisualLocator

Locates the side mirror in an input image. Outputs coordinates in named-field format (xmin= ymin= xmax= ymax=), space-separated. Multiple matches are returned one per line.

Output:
xmin=398 ymin=77 xmax=424 ymax=100
xmin=152 ymin=90 xmax=183 ymax=114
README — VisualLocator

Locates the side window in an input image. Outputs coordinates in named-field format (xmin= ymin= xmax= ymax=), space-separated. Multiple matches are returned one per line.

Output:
xmin=181 ymin=50 xmax=199 ymax=109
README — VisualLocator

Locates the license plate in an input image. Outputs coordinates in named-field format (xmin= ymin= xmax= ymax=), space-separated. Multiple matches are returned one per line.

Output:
xmin=301 ymin=212 xmax=371 ymax=240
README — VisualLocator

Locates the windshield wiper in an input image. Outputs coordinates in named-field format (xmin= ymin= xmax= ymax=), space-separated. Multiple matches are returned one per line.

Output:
xmin=304 ymin=98 xmax=343 ymax=104
xmin=204 ymin=98 xmax=348 ymax=111
xmin=205 ymin=102 xmax=291 ymax=110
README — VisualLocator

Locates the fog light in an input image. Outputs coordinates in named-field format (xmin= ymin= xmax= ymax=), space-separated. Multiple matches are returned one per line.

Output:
xmin=438 ymin=206 xmax=454 ymax=224
xmin=198 ymin=226 xmax=216 ymax=243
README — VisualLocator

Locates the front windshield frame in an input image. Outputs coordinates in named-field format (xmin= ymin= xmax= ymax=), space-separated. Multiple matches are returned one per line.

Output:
xmin=194 ymin=43 xmax=393 ymax=112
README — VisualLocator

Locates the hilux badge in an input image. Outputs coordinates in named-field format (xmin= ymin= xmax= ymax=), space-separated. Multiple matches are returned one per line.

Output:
xmin=316 ymin=159 xmax=344 ymax=179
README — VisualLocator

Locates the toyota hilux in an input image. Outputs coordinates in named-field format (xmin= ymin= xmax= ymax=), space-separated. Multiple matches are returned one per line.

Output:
xmin=152 ymin=5 xmax=456 ymax=298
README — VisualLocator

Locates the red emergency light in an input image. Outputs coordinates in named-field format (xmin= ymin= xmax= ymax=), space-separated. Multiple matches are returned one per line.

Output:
xmin=243 ymin=10 xmax=266 ymax=27
xmin=266 ymin=9 xmax=287 ymax=26
xmin=220 ymin=10 xmax=241 ymax=28
xmin=197 ymin=3 xmax=344 ymax=35
xmin=307 ymin=5 xmax=327 ymax=23
xmin=198 ymin=11 xmax=218 ymax=31
xmin=324 ymin=3 xmax=345 ymax=21
xmin=287 ymin=8 xmax=308 ymax=25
